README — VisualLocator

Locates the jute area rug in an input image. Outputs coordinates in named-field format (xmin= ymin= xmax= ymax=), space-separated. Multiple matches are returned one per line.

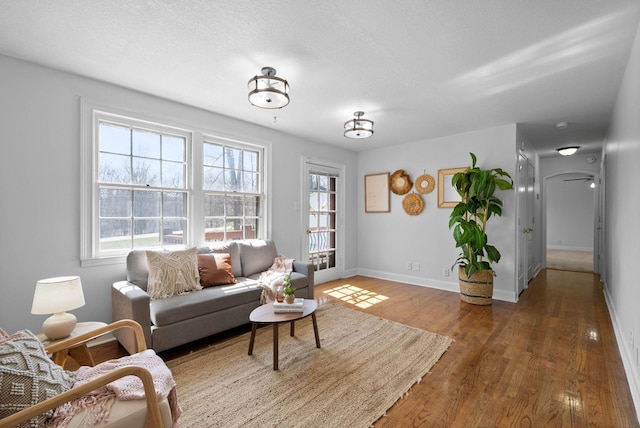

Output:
xmin=166 ymin=302 xmax=452 ymax=428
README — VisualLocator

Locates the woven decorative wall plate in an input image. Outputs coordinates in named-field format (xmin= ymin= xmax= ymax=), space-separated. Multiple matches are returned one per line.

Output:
xmin=390 ymin=170 xmax=412 ymax=195
xmin=415 ymin=173 xmax=435 ymax=194
xmin=402 ymin=192 xmax=424 ymax=216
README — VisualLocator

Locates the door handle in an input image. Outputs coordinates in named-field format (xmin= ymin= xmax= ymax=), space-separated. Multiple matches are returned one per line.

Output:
xmin=523 ymin=228 xmax=533 ymax=233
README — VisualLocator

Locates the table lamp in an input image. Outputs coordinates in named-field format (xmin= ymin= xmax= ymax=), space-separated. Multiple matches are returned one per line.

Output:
xmin=31 ymin=276 xmax=85 ymax=339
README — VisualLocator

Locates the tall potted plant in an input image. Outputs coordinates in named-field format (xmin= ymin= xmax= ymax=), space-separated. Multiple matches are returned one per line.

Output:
xmin=449 ymin=152 xmax=514 ymax=305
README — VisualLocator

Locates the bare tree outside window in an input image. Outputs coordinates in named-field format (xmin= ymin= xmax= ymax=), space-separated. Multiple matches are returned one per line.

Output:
xmin=203 ymin=140 xmax=262 ymax=242
xmin=98 ymin=121 xmax=187 ymax=251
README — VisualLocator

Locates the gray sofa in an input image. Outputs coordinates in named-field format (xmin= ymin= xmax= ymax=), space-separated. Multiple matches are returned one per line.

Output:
xmin=112 ymin=239 xmax=314 ymax=354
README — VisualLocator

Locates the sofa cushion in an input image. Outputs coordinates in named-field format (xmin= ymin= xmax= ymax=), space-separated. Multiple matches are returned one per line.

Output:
xmin=197 ymin=253 xmax=237 ymax=288
xmin=149 ymin=278 xmax=262 ymax=326
xmin=0 ymin=330 xmax=75 ymax=427
xmin=207 ymin=241 xmax=242 ymax=277
xmin=146 ymin=247 xmax=201 ymax=299
xmin=238 ymin=240 xmax=278 ymax=277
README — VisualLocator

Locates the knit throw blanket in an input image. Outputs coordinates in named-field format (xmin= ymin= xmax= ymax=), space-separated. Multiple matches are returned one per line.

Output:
xmin=258 ymin=256 xmax=294 ymax=304
xmin=46 ymin=350 xmax=180 ymax=427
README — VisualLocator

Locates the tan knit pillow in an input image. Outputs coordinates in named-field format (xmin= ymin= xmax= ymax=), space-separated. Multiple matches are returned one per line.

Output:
xmin=146 ymin=247 xmax=201 ymax=299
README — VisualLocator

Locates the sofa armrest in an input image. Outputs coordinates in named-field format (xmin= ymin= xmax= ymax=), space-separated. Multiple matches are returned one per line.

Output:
xmin=112 ymin=281 xmax=152 ymax=354
xmin=293 ymin=260 xmax=315 ymax=298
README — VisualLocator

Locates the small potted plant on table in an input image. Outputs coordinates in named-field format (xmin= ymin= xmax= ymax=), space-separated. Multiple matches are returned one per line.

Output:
xmin=283 ymin=274 xmax=296 ymax=304
xmin=449 ymin=152 xmax=513 ymax=305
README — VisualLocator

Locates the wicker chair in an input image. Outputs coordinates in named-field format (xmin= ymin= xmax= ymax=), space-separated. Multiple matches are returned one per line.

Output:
xmin=0 ymin=320 xmax=175 ymax=428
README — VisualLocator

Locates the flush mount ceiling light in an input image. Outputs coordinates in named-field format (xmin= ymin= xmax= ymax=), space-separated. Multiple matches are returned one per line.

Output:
xmin=557 ymin=146 xmax=580 ymax=156
xmin=344 ymin=111 xmax=374 ymax=139
xmin=248 ymin=66 xmax=289 ymax=109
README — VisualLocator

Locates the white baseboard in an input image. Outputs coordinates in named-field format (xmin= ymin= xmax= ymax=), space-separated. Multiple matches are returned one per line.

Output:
xmin=322 ymin=268 xmax=520 ymax=303
xmin=356 ymin=268 xmax=459 ymax=293
xmin=603 ymin=285 xmax=640 ymax=422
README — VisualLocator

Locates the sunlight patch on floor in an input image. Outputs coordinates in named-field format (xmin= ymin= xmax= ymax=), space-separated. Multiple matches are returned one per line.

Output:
xmin=323 ymin=284 xmax=389 ymax=309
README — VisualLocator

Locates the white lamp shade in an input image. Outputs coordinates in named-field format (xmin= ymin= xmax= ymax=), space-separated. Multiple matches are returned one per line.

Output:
xmin=31 ymin=276 xmax=85 ymax=315
xmin=32 ymin=276 xmax=85 ymax=339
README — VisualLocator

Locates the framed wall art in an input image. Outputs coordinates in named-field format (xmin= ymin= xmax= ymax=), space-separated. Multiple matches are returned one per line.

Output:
xmin=437 ymin=167 xmax=467 ymax=208
xmin=364 ymin=172 xmax=390 ymax=213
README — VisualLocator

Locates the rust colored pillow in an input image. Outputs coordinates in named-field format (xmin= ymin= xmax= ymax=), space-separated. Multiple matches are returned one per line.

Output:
xmin=198 ymin=253 xmax=238 ymax=287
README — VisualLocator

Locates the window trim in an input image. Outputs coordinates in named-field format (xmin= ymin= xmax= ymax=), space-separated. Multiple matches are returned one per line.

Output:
xmin=80 ymin=98 xmax=269 ymax=266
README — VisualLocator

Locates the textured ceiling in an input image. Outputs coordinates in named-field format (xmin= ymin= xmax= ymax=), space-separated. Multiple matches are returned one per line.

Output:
xmin=1 ymin=1 xmax=639 ymax=157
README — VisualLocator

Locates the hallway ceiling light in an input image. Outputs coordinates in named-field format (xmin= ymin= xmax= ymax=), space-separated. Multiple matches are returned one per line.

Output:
xmin=344 ymin=111 xmax=374 ymax=139
xmin=557 ymin=146 xmax=580 ymax=156
xmin=248 ymin=67 xmax=289 ymax=109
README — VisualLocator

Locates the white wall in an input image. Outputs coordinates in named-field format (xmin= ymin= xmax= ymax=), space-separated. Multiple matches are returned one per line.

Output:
xmin=0 ymin=54 xmax=358 ymax=334
xmin=539 ymin=154 xmax=601 ymax=258
xmin=356 ymin=125 xmax=518 ymax=302
xmin=545 ymin=175 xmax=595 ymax=251
xmin=604 ymin=19 xmax=640 ymax=418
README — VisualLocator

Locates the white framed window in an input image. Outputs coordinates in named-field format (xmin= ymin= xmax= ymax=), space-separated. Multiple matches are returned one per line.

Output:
xmin=81 ymin=100 xmax=266 ymax=265
xmin=203 ymin=138 xmax=263 ymax=242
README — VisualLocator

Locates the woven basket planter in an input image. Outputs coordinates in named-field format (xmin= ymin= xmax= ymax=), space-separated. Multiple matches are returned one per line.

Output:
xmin=458 ymin=267 xmax=494 ymax=305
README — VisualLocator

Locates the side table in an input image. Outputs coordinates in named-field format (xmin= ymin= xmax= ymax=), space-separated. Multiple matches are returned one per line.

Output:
xmin=248 ymin=299 xmax=320 ymax=370
xmin=37 ymin=321 xmax=107 ymax=367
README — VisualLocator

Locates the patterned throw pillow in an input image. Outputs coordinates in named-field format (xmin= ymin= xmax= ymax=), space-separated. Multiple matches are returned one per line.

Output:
xmin=0 ymin=330 xmax=75 ymax=427
xmin=146 ymin=247 xmax=201 ymax=299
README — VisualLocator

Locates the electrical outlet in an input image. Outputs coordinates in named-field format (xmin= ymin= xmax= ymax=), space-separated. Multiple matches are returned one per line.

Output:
xmin=406 ymin=262 xmax=412 ymax=270
xmin=413 ymin=263 xmax=421 ymax=271
xmin=443 ymin=267 xmax=450 ymax=277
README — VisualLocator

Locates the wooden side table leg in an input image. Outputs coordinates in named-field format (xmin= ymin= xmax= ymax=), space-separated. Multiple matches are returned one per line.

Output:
xmin=51 ymin=349 xmax=70 ymax=367
xmin=67 ymin=344 xmax=95 ymax=366
xmin=290 ymin=320 xmax=295 ymax=336
xmin=273 ymin=323 xmax=279 ymax=370
xmin=248 ymin=323 xmax=257 ymax=355
xmin=312 ymin=313 xmax=321 ymax=348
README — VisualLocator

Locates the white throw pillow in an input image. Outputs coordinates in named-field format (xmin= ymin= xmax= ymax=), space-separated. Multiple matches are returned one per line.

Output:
xmin=146 ymin=247 xmax=201 ymax=299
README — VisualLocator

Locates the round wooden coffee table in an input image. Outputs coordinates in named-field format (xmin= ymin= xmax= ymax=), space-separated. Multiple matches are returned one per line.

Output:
xmin=248 ymin=299 xmax=321 ymax=370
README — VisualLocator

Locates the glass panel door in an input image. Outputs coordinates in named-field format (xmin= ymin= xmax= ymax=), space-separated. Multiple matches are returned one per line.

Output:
xmin=304 ymin=162 xmax=343 ymax=283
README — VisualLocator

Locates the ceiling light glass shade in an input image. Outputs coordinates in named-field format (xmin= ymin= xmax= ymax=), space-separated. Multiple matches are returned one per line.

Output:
xmin=248 ymin=66 xmax=289 ymax=109
xmin=557 ymin=146 xmax=580 ymax=156
xmin=344 ymin=111 xmax=374 ymax=139
xmin=32 ymin=276 xmax=85 ymax=339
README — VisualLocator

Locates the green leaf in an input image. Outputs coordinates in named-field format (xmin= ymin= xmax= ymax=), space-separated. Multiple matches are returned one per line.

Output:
xmin=485 ymin=245 xmax=501 ymax=263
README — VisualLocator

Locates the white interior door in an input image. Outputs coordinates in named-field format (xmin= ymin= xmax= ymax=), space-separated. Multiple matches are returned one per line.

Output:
xmin=517 ymin=155 xmax=527 ymax=296
xmin=303 ymin=161 xmax=344 ymax=284
xmin=526 ymin=160 xmax=536 ymax=282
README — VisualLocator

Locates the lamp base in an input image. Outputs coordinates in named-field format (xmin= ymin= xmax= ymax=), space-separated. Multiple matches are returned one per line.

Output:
xmin=42 ymin=312 xmax=77 ymax=340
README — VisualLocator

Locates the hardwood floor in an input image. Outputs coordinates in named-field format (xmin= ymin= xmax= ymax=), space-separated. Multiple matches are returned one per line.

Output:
xmin=86 ymin=269 xmax=638 ymax=427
